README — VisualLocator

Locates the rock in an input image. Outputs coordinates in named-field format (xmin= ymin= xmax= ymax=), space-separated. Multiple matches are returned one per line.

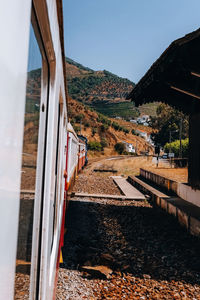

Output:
xmin=122 ymin=265 xmax=131 ymax=272
xmin=81 ymin=265 xmax=113 ymax=279
xmin=143 ymin=274 xmax=151 ymax=279
xmin=100 ymin=253 xmax=115 ymax=266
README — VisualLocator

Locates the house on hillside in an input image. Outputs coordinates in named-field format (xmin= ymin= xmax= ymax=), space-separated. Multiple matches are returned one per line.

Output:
xmin=130 ymin=119 xmax=137 ymax=124
xmin=136 ymin=115 xmax=149 ymax=126
xmin=122 ymin=141 xmax=135 ymax=153
xmin=135 ymin=129 xmax=154 ymax=145
xmin=135 ymin=129 xmax=152 ymax=143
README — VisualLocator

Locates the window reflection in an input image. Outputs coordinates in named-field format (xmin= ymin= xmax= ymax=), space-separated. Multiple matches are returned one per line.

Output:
xmin=14 ymin=23 xmax=43 ymax=299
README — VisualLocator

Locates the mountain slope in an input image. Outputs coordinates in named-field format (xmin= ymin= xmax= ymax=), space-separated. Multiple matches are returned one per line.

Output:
xmin=66 ymin=57 xmax=138 ymax=119
xmin=68 ymin=97 xmax=153 ymax=157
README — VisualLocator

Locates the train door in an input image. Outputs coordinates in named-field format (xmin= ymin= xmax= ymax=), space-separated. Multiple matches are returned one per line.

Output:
xmin=14 ymin=5 xmax=51 ymax=300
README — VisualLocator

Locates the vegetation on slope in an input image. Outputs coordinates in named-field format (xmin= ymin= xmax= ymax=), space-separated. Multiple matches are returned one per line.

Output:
xmin=66 ymin=57 xmax=138 ymax=119
xmin=66 ymin=57 xmax=160 ymax=119
xmin=68 ymin=97 xmax=153 ymax=156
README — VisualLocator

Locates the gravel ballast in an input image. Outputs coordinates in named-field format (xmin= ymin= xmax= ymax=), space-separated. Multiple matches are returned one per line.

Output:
xmin=56 ymin=172 xmax=200 ymax=299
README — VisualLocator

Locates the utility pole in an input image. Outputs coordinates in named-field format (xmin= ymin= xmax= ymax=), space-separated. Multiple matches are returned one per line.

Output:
xmin=169 ymin=130 xmax=172 ymax=154
xmin=80 ymin=118 xmax=82 ymax=135
xmin=136 ymin=140 xmax=138 ymax=155
xmin=179 ymin=117 xmax=182 ymax=158
xmin=169 ymin=130 xmax=172 ymax=167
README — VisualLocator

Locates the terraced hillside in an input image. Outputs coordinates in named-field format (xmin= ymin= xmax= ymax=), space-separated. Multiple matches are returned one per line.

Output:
xmin=66 ymin=57 xmax=138 ymax=119
xmin=68 ymin=97 xmax=153 ymax=157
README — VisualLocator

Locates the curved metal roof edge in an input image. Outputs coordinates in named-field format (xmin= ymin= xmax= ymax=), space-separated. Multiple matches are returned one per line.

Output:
xmin=127 ymin=27 xmax=200 ymax=101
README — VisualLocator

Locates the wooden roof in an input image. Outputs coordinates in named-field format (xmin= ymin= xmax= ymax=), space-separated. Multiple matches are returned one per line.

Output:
xmin=127 ymin=28 xmax=200 ymax=114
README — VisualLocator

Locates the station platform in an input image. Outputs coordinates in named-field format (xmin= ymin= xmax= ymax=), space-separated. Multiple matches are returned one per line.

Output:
xmin=127 ymin=169 xmax=200 ymax=238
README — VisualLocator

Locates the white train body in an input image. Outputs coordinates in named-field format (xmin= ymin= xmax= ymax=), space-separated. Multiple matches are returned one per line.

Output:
xmin=65 ymin=123 xmax=87 ymax=191
xmin=0 ymin=1 xmax=87 ymax=299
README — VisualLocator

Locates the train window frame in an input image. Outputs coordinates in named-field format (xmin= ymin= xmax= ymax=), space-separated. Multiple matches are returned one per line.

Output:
xmin=14 ymin=4 xmax=51 ymax=300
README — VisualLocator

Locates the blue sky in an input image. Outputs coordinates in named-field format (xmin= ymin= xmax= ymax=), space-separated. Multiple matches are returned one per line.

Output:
xmin=63 ymin=0 xmax=200 ymax=83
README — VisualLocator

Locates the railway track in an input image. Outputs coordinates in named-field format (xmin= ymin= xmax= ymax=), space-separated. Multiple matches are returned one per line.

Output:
xmin=56 ymin=161 xmax=200 ymax=299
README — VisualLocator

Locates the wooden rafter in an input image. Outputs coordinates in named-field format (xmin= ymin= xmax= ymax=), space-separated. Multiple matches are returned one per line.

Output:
xmin=170 ymin=85 xmax=200 ymax=100
xmin=191 ymin=71 xmax=200 ymax=78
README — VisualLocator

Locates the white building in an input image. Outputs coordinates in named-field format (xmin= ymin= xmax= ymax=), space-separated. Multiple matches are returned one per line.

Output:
xmin=130 ymin=119 xmax=137 ymax=124
xmin=122 ymin=141 xmax=135 ymax=153
xmin=136 ymin=115 xmax=150 ymax=125
xmin=135 ymin=129 xmax=151 ymax=142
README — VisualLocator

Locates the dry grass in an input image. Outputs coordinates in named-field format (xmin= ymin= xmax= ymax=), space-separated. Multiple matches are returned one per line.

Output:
xmin=97 ymin=156 xmax=159 ymax=177
xmin=145 ymin=166 xmax=188 ymax=183
xmin=86 ymin=156 xmax=188 ymax=183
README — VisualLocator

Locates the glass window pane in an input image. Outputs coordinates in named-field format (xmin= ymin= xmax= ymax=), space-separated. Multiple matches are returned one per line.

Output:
xmin=14 ymin=23 xmax=43 ymax=299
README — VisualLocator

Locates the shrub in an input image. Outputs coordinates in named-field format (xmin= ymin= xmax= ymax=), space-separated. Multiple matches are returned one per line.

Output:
xmin=100 ymin=124 xmax=109 ymax=132
xmin=123 ymin=128 xmax=129 ymax=134
xmin=131 ymin=129 xmax=136 ymax=135
xmin=92 ymin=127 xmax=97 ymax=136
xmin=112 ymin=122 xmax=120 ymax=131
xmin=88 ymin=141 xmax=102 ymax=152
xmin=97 ymin=113 xmax=111 ymax=126
xmin=84 ymin=121 xmax=90 ymax=128
xmin=73 ymin=125 xmax=80 ymax=133
xmin=74 ymin=114 xmax=84 ymax=123
xmin=114 ymin=142 xmax=126 ymax=154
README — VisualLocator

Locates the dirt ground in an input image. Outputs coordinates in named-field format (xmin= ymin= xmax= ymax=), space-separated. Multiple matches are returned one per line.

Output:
xmin=84 ymin=155 xmax=188 ymax=183
xmin=56 ymin=157 xmax=199 ymax=300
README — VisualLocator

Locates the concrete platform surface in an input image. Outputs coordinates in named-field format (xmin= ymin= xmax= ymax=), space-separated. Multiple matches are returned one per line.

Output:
xmin=112 ymin=176 xmax=146 ymax=200
xmin=127 ymin=175 xmax=200 ymax=237
xmin=128 ymin=175 xmax=169 ymax=199
xmin=71 ymin=192 xmax=145 ymax=201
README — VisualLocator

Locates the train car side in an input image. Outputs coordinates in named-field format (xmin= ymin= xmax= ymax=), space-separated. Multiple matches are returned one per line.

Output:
xmin=65 ymin=123 xmax=87 ymax=192
xmin=65 ymin=123 xmax=79 ymax=192
xmin=0 ymin=1 xmax=68 ymax=300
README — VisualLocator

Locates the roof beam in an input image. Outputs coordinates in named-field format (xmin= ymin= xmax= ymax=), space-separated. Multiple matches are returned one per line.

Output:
xmin=170 ymin=85 xmax=200 ymax=100
xmin=191 ymin=71 xmax=200 ymax=78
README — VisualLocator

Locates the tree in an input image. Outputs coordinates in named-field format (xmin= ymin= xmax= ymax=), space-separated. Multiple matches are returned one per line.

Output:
xmin=149 ymin=103 xmax=189 ymax=146
xmin=131 ymin=129 xmax=136 ymax=135
xmin=112 ymin=122 xmax=120 ymax=131
xmin=164 ymin=138 xmax=189 ymax=158
xmin=74 ymin=114 xmax=84 ymax=123
xmin=123 ymin=128 xmax=129 ymax=134
xmin=114 ymin=142 xmax=125 ymax=154
xmin=100 ymin=138 xmax=108 ymax=149
xmin=100 ymin=124 xmax=109 ymax=132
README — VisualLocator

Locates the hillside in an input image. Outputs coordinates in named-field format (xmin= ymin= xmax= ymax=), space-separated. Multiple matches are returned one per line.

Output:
xmin=25 ymin=64 xmax=155 ymax=157
xmin=66 ymin=57 xmax=139 ymax=119
xmin=66 ymin=57 xmax=159 ymax=119
xmin=68 ymin=97 xmax=153 ymax=157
